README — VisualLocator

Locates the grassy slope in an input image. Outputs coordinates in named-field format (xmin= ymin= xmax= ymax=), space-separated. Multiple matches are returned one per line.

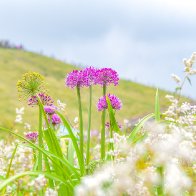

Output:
xmin=0 ymin=48 xmax=170 ymax=131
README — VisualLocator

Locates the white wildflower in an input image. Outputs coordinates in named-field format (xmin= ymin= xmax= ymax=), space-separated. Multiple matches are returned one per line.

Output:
xmin=24 ymin=122 xmax=31 ymax=130
xmin=74 ymin=117 xmax=79 ymax=124
xmin=171 ymin=74 xmax=181 ymax=83
xmin=57 ymin=99 xmax=66 ymax=111
xmin=45 ymin=188 xmax=58 ymax=196
xmin=16 ymin=107 xmax=24 ymax=115
xmin=15 ymin=115 xmax=23 ymax=123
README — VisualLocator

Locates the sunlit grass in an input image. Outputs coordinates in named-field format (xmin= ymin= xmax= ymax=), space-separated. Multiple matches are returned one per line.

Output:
xmin=0 ymin=48 xmax=171 ymax=130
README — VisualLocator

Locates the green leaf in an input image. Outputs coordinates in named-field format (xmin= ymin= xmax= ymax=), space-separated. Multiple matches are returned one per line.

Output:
xmin=175 ymin=87 xmax=181 ymax=92
xmin=155 ymin=89 xmax=161 ymax=121
xmin=0 ymin=171 xmax=69 ymax=191
xmin=106 ymin=96 xmax=120 ymax=133
xmin=0 ymin=175 xmax=5 ymax=180
xmin=0 ymin=127 xmax=80 ymax=182
xmin=6 ymin=144 xmax=18 ymax=178
xmin=187 ymin=77 xmax=192 ymax=86
xmin=128 ymin=113 xmax=154 ymax=142
xmin=56 ymin=111 xmax=84 ymax=176
xmin=132 ymin=132 xmax=148 ymax=144
xmin=67 ymin=140 xmax=74 ymax=165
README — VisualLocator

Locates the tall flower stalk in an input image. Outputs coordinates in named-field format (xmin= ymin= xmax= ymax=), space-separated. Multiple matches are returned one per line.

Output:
xmin=17 ymin=72 xmax=47 ymax=171
xmin=76 ymin=86 xmax=84 ymax=161
xmin=66 ymin=69 xmax=86 ymax=173
xmin=38 ymin=103 xmax=43 ymax=171
xmin=96 ymin=68 xmax=119 ymax=160
xmin=86 ymin=86 xmax=92 ymax=171
xmin=83 ymin=67 xmax=97 ymax=172
xmin=97 ymin=93 xmax=122 ymax=160
xmin=101 ymin=85 xmax=106 ymax=160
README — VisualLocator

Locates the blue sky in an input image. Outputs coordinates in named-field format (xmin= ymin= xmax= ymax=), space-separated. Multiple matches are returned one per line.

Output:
xmin=0 ymin=0 xmax=196 ymax=98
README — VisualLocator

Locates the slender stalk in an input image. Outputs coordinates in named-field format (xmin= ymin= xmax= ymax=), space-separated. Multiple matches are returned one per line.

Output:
xmin=101 ymin=85 xmax=106 ymax=160
xmin=109 ymin=120 xmax=114 ymax=161
xmin=76 ymin=86 xmax=84 ymax=169
xmin=1 ymin=144 xmax=19 ymax=195
xmin=6 ymin=144 xmax=18 ymax=178
xmin=176 ymin=74 xmax=188 ymax=101
xmin=86 ymin=85 xmax=92 ymax=173
xmin=38 ymin=104 xmax=43 ymax=171
xmin=156 ymin=166 xmax=164 ymax=196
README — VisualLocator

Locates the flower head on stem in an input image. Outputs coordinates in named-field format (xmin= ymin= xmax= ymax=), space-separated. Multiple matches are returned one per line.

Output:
xmin=17 ymin=72 xmax=46 ymax=100
xmin=95 ymin=68 xmax=119 ymax=86
xmin=97 ymin=94 xmax=122 ymax=111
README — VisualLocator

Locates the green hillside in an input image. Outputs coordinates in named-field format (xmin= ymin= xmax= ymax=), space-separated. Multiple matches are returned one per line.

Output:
xmin=0 ymin=48 xmax=170 ymax=131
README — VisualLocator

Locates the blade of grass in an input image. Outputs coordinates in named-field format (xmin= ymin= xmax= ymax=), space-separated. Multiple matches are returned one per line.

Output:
xmin=56 ymin=111 xmax=84 ymax=176
xmin=128 ymin=113 xmax=155 ymax=142
xmin=155 ymin=89 xmax=161 ymax=121
xmin=1 ymin=144 xmax=19 ymax=195
xmin=6 ymin=143 xmax=18 ymax=178
xmin=0 ymin=171 xmax=70 ymax=191
xmin=0 ymin=127 xmax=80 ymax=181
xmin=106 ymin=96 xmax=120 ymax=133
xmin=67 ymin=140 xmax=74 ymax=166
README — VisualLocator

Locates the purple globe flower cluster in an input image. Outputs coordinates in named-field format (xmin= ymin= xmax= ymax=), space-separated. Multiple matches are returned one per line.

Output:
xmin=44 ymin=105 xmax=61 ymax=125
xmin=44 ymin=105 xmax=56 ymax=114
xmin=28 ymin=93 xmax=54 ymax=106
xmin=25 ymin=132 xmax=38 ymax=142
xmin=65 ymin=67 xmax=119 ymax=88
xmin=28 ymin=93 xmax=61 ymax=125
xmin=97 ymin=94 xmax=122 ymax=111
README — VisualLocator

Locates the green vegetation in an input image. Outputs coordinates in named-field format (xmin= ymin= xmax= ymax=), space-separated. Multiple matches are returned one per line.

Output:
xmin=0 ymin=48 xmax=169 ymax=130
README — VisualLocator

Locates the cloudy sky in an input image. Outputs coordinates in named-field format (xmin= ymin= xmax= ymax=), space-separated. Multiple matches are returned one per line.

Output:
xmin=0 ymin=0 xmax=196 ymax=98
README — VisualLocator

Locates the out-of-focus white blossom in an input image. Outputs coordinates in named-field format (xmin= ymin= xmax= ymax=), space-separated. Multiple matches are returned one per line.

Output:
xmin=45 ymin=188 xmax=58 ymax=196
xmin=74 ymin=117 xmax=79 ymax=124
xmin=28 ymin=175 xmax=47 ymax=191
xmin=16 ymin=107 xmax=24 ymax=115
xmin=15 ymin=115 xmax=23 ymax=123
xmin=171 ymin=74 xmax=181 ymax=83
xmin=15 ymin=107 xmax=25 ymax=123
xmin=24 ymin=122 xmax=31 ymax=130
xmin=57 ymin=99 xmax=66 ymax=111
xmin=183 ymin=52 xmax=196 ymax=74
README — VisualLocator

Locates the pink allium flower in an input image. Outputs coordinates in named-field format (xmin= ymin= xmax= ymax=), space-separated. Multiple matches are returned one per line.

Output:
xmin=51 ymin=114 xmax=61 ymax=125
xmin=65 ymin=70 xmax=85 ymax=88
xmin=95 ymin=68 xmax=119 ymax=86
xmin=25 ymin=132 xmax=38 ymax=142
xmin=44 ymin=105 xmax=56 ymax=114
xmin=82 ymin=66 xmax=97 ymax=86
xmin=97 ymin=94 xmax=122 ymax=111
xmin=28 ymin=93 xmax=54 ymax=106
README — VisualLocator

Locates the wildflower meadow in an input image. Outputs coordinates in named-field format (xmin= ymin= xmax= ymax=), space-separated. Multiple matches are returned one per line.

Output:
xmin=0 ymin=53 xmax=196 ymax=196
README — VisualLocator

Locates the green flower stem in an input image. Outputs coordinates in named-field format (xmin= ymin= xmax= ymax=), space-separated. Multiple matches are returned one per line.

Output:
xmin=38 ymin=104 xmax=43 ymax=171
xmin=86 ymin=85 xmax=92 ymax=173
xmin=156 ymin=166 xmax=164 ymax=196
xmin=109 ymin=120 xmax=114 ymax=161
xmin=76 ymin=86 xmax=84 ymax=167
xmin=101 ymin=85 xmax=106 ymax=160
